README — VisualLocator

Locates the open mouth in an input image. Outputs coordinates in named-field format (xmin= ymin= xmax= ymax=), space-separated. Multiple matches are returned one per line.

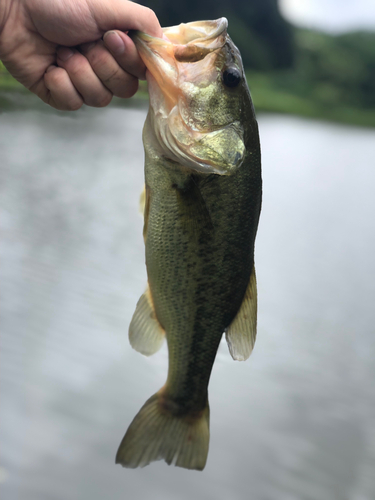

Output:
xmin=131 ymin=18 xmax=228 ymax=65
xmin=162 ymin=18 xmax=228 ymax=46
xmin=130 ymin=19 xmax=245 ymax=175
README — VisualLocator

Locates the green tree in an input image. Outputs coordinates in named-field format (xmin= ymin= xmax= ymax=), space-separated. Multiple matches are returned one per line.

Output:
xmin=139 ymin=0 xmax=295 ymax=70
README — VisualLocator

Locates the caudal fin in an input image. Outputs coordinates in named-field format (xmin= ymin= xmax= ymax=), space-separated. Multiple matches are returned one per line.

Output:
xmin=116 ymin=391 xmax=210 ymax=471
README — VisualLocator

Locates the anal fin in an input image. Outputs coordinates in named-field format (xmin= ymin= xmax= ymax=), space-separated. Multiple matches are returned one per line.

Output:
xmin=225 ymin=266 xmax=257 ymax=361
xmin=129 ymin=286 xmax=165 ymax=356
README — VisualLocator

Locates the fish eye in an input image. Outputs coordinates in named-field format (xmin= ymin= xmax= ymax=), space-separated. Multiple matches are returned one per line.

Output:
xmin=222 ymin=67 xmax=242 ymax=88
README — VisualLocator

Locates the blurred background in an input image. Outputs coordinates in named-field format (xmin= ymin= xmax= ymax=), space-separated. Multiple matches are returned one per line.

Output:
xmin=1 ymin=1 xmax=375 ymax=499
xmin=2 ymin=0 xmax=375 ymax=125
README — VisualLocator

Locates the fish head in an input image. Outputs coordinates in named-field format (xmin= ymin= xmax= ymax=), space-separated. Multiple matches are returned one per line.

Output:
xmin=132 ymin=18 xmax=255 ymax=175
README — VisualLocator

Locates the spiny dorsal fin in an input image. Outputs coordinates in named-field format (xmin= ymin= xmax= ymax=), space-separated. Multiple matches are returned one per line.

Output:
xmin=129 ymin=286 xmax=165 ymax=356
xmin=225 ymin=266 xmax=257 ymax=361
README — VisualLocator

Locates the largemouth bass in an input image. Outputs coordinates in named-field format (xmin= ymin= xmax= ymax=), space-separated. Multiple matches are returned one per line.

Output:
xmin=116 ymin=18 xmax=262 ymax=471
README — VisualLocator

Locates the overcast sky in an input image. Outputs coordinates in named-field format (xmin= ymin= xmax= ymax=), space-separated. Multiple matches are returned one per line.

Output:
xmin=279 ymin=0 xmax=375 ymax=32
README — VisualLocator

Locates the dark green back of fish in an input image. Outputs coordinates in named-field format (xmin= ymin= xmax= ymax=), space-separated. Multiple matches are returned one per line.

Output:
xmin=143 ymin=102 xmax=261 ymax=415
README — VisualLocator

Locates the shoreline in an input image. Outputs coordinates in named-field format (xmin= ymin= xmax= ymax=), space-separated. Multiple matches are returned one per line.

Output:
xmin=1 ymin=74 xmax=374 ymax=128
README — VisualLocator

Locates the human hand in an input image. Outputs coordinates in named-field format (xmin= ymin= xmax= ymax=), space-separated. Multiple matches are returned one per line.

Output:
xmin=0 ymin=0 xmax=162 ymax=110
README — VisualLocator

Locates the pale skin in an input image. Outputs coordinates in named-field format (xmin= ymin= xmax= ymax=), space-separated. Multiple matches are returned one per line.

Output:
xmin=0 ymin=0 xmax=163 ymax=110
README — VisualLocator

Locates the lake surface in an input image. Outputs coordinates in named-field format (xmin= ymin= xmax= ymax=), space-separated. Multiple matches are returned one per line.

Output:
xmin=1 ymin=96 xmax=375 ymax=500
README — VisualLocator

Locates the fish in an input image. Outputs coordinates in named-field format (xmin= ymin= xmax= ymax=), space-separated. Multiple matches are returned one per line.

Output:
xmin=116 ymin=17 xmax=262 ymax=471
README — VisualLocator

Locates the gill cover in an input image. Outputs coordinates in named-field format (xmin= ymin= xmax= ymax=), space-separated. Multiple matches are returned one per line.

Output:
xmin=132 ymin=18 xmax=246 ymax=175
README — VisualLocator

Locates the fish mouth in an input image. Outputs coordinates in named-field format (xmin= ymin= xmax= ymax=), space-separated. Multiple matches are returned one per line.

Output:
xmin=162 ymin=18 xmax=228 ymax=45
xmin=130 ymin=18 xmax=227 ymax=86
xmin=132 ymin=18 xmax=228 ymax=61
xmin=130 ymin=19 xmax=228 ymax=115
xmin=131 ymin=19 xmax=245 ymax=175
xmin=163 ymin=17 xmax=228 ymax=62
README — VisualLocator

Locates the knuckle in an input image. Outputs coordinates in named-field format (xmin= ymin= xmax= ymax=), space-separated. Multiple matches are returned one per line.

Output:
xmin=103 ymin=66 xmax=123 ymax=85
xmin=144 ymin=7 xmax=158 ymax=24
xmin=47 ymin=94 xmax=83 ymax=111
xmin=86 ymin=47 xmax=124 ymax=86
xmin=80 ymin=42 xmax=96 ymax=54
xmin=114 ymin=80 xmax=138 ymax=99
xmin=89 ymin=48 xmax=109 ymax=69
xmin=67 ymin=61 xmax=83 ymax=79
xmin=45 ymin=67 xmax=63 ymax=87
xmin=44 ymin=68 xmax=83 ymax=111
xmin=67 ymin=99 xmax=83 ymax=111
xmin=85 ymin=92 xmax=112 ymax=108
xmin=97 ymin=93 xmax=113 ymax=107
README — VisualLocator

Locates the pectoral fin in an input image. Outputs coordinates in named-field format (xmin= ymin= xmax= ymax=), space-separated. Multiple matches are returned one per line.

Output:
xmin=129 ymin=286 xmax=165 ymax=356
xmin=225 ymin=266 xmax=257 ymax=361
xmin=139 ymin=185 xmax=146 ymax=214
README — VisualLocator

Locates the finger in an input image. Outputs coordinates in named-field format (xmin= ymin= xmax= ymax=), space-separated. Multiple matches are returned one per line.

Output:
xmin=103 ymin=31 xmax=146 ymax=80
xmin=95 ymin=1 xmax=163 ymax=38
xmin=80 ymin=39 xmax=138 ymax=98
xmin=56 ymin=47 xmax=113 ymax=107
xmin=44 ymin=65 xmax=83 ymax=111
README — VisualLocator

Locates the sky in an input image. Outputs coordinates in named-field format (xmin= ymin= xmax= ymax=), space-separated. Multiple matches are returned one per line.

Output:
xmin=279 ymin=0 xmax=375 ymax=32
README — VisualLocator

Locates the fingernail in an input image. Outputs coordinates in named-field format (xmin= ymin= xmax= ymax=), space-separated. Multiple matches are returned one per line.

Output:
xmin=103 ymin=31 xmax=125 ymax=55
xmin=80 ymin=42 xmax=96 ymax=54
xmin=46 ymin=65 xmax=57 ymax=73
xmin=57 ymin=47 xmax=75 ymax=61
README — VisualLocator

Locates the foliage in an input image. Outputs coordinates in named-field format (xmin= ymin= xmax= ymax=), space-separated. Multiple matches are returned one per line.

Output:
xmin=294 ymin=28 xmax=375 ymax=110
xmin=244 ymin=28 xmax=375 ymax=126
xmin=140 ymin=0 xmax=295 ymax=70
xmin=247 ymin=70 xmax=375 ymax=128
xmin=0 ymin=60 xmax=24 ymax=90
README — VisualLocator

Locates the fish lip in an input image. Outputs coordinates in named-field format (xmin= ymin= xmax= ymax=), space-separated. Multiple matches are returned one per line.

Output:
xmin=130 ymin=17 xmax=228 ymax=51
xmin=130 ymin=19 xmax=229 ymax=97
xmin=162 ymin=17 xmax=228 ymax=44
xmin=130 ymin=30 xmax=178 ymax=111
xmin=130 ymin=30 xmax=169 ymax=47
xmin=129 ymin=31 xmax=174 ymax=72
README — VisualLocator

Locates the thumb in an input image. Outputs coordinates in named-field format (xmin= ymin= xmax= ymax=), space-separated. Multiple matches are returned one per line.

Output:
xmin=90 ymin=0 xmax=163 ymax=38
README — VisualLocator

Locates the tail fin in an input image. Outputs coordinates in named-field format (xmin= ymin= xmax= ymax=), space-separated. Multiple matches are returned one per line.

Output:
xmin=116 ymin=391 xmax=210 ymax=471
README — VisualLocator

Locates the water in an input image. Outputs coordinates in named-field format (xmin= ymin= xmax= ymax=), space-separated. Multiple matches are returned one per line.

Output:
xmin=1 ymin=98 xmax=375 ymax=500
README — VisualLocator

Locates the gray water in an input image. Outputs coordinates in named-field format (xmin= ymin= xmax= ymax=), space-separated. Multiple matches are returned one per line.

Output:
xmin=1 ymin=98 xmax=375 ymax=500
